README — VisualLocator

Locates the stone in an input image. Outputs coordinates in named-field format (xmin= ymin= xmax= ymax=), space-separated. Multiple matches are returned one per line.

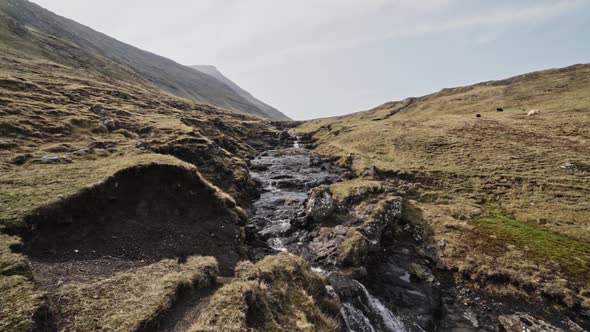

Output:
xmin=40 ymin=154 xmax=71 ymax=164
xmin=409 ymin=263 xmax=435 ymax=283
xmin=305 ymin=185 xmax=336 ymax=222
xmin=560 ymin=162 xmax=576 ymax=171
xmin=360 ymin=166 xmax=378 ymax=178
xmin=498 ymin=313 xmax=564 ymax=332
xmin=90 ymin=104 xmax=108 ymax=116
xmin=101 ymin=118 xmax=117 ymax=131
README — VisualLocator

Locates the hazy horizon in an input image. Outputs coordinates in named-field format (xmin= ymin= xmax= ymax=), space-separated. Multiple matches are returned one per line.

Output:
xmin=32 ymin=0 xmax=590 ymax=120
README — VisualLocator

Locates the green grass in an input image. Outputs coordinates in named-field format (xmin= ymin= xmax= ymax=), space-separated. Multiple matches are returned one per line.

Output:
xmin=339 ymin=231 xmax=370 ymax=266
xmin=475 ymin=213 xmax=590 ymax=283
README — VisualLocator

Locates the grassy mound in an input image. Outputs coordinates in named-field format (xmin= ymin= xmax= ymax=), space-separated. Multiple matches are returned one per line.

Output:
xmin=52 ymin=256 xmax=217 ymax=331
xmin=0 ymin=153 xmax=191 ymax=230
xmin=192 ymin=254 xmax=340 ymax=332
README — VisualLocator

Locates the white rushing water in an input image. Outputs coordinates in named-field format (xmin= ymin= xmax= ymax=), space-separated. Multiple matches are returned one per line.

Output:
xmin=341 ymin=281 xmax=407 ymax=332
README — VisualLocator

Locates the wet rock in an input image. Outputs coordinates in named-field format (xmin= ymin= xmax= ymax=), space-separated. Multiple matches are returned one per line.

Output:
xmin=361 ymin=197 xmax=402 ymax=248
xmin=409 ymin=263 xmax=435 ymax=283
xmin=360 ymin=166 xmax=378 ymax=178
xmin=329 ymin=273 xmax=408 ymax=332
xmin=305 ymin=185 xmax=336 ymax=222
xmin=328 ymin=273 xmax=366 ymax=301
xmin=278 ymin=130 xmax=291 ymax=146
xmin=259 ymin=222 xmax=292 ymax=240
xmin=498 ymin=313 xmax=564 ymax=332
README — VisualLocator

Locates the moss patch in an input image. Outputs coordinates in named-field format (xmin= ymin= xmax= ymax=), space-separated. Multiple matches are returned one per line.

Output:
xmin=339 ymin=230 xmax=370 ymax=266
xmin=52 ymin=256 xmax=218 ymax=331
xmin=474 ymin=213 xmax=590 ymax=284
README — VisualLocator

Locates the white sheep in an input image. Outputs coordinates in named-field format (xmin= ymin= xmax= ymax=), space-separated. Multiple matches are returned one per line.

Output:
xmin=527 ymin=109 xmax=541 ymax=116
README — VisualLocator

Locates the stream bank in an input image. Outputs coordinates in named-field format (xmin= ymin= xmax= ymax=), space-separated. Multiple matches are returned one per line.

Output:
xmin=244 ymin=131 xmax=585 ymax=332
xmin=246 ymin=134 xmax=435 ymax=331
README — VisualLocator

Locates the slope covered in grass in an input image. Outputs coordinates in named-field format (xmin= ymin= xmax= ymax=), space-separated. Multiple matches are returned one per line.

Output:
xmin=296 ymin=63 xmax=590 ymax=312
xmin=0 ymin=0 xmax=288 ymax=119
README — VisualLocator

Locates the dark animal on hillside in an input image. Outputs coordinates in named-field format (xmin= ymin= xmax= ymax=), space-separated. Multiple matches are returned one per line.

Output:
xmin=497 ymin=108 xmax=504 ymax=112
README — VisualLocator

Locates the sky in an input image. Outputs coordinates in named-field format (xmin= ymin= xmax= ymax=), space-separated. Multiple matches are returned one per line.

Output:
xmin=33 ymin=0 xmax=590 ymax=120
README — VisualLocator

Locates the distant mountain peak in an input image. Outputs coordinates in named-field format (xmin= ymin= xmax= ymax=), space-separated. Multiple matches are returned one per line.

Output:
xmin=0 ymin=0 xmax=289 ymax=120
xmin=192 ymin=65 xmax=290 ymax=121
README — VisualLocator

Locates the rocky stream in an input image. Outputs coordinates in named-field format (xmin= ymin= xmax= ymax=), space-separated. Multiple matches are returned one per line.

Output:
xmin=246 ymin=135 xmax=429 ymax=331
xmin=243 ymin=133 xmax=586 ymax=332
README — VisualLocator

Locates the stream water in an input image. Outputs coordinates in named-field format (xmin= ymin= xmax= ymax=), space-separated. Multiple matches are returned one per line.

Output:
xmin=248 ymin=135 xmax=407 ymax=332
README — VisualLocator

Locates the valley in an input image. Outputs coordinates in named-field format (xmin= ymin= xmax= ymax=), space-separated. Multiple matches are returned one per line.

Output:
xmin=0 ymin=0 xmax=589 ymax=331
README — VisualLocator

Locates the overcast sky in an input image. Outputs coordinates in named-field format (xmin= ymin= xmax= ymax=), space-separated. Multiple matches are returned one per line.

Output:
xmin=33 ymin=0 xmax=590 ymax=120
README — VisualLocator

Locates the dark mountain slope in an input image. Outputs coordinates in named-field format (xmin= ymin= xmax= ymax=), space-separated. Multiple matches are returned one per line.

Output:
xmin=0 ymin=0 xmax=289 ymax=119
xmin=192 ymin=65 xmax=290 ymax=120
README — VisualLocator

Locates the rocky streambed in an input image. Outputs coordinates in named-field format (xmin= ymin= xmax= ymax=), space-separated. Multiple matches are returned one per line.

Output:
xmin=246 ymin=135 xmax=431 ymax=331
xmin=244 ymin=133 xmax=585 ymax=332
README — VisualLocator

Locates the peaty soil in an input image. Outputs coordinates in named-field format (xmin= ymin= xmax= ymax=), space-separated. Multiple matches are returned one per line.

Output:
xmin=22 ymin=163 xmax=246 ymax=291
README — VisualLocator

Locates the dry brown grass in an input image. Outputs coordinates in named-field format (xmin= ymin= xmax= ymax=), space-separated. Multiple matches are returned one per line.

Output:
xmin=192 ymin=254 xmax=340 ymax=332
xmin=52 ymin=256 xmax=218 ymax=331
xmin=0 ymin=53 xmax=275 ymax=233
xmin=0 ymin=275 xmax=47 ymax=331
xmin=296 ymin=64 xmax=590 ymax=310
xmin=0 ymin=37 xmax=276 ymax=332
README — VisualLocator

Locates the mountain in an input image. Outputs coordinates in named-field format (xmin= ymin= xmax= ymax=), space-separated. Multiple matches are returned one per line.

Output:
xmin=192 ymin=65 xmax=290 ymax=120
xmin=0 ymin=0 xmax=289 ymax=120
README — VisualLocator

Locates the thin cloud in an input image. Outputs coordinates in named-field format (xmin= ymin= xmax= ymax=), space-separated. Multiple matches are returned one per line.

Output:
xmin=233 ymin=0 xmax=589 ymax=73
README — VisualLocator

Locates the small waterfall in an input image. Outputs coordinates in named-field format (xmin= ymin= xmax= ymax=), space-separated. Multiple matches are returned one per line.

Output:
xmin=293 ymin=136 xmax=301 ymax=148
xmin=341 ymin=281 xmax=407 ymax=332
xmin=341 ymin=303 xmax=376 ymax=332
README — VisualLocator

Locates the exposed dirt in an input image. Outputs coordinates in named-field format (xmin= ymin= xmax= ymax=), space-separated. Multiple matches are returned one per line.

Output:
xmin=149 ymin=283 xmax=222 ymax=332
xmin=23 ymin=164 xmax=246 ymax=292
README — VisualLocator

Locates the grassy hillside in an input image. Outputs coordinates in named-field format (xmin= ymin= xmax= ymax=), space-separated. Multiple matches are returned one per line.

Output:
xmin=296 ymin=64 xmax=590 ymax=311
xmin=0 ymin=14 xmax=282 ymax=327
xmin=0 ymin=0 xmax=289 ymax=120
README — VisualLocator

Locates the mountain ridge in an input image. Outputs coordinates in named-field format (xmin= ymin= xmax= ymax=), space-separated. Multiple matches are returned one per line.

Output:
xmin=192 ymin=65 xmax=290 ymax=120
xmin=0 ymin=0 xmax=289 ymax=120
